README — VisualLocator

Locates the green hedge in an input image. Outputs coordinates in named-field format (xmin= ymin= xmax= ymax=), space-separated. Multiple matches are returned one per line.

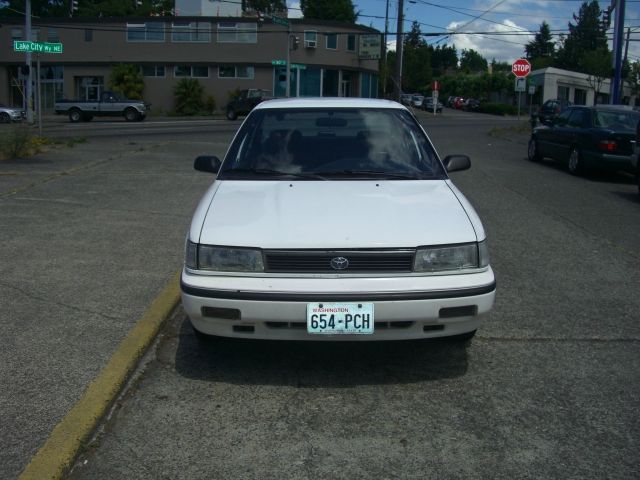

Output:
xmin=477 ymin=103 xmax=518 ymax=116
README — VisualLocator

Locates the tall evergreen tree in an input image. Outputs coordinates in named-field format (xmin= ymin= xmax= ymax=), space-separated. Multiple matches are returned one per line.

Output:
xmin=525 ymin=21 xmax=555 ymax=69
xmin=401 ymin=22 xmax=431 ymax=92
xmin=300 ymin=0 xmax=357 ymax=23
xmin=554 ymin=0 xmax=609 ymax=72
xmin=430 ymin=44 xmax=458 ymax=76
xmin=460 ymin=49 xmax=487 ymax=73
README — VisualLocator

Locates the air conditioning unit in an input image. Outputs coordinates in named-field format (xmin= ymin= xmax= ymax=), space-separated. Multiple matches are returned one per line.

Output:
xmin=305 ymin=40 xmax=316 ymax=49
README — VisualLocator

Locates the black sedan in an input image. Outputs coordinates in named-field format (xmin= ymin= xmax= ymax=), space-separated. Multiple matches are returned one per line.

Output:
xmin=527 ymin=105 xmax=640 ymax=176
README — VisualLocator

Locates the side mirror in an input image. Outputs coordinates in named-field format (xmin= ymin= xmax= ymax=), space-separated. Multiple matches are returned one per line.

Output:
xmin=443 ymin=155 xmax=471 ymax=173
xmin=194 ymin=155 xmax=221 ymax=174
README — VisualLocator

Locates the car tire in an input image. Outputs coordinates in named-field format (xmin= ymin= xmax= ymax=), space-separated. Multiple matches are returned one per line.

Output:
xmin=69 ymin=109 xmax=82 ymax=123
xmin=0 ymin=112 xmax=11 ymax=123
xmin=527 ymin=138 xmax=542 ymax=162
xmin=124 ymin=108 xmax=140 ymax=122
xmin=226 ymin=107 xmax=237 ymax=121
xmin=568 ymin=147 xmax=584 ymax=176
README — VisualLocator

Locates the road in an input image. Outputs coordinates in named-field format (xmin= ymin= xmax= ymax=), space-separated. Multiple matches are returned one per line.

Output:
xmin=2 ymin=109 xmax=639 ymax=479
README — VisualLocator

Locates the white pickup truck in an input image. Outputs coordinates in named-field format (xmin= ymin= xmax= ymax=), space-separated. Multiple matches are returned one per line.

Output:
xmin=54 ymin=91 xmax=148 ymax=122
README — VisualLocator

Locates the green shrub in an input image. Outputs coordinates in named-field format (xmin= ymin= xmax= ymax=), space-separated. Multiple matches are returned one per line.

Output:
xmin=478 ymin=103 xmax=518 ymax=116
xmin=173 ymin=78 xmax=205 ymax=116
xmin=0 ymin=126 xmax=31 ymax=159
xmin=205 ymin=95 xmax=217 ymax=114
xmin=109 ymin=64 xmax=144 ymax=100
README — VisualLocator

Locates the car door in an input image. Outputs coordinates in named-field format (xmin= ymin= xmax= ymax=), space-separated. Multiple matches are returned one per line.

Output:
xmin=563 ymin=108 xmax=590 ymax=160
xmin=538 ymin=109 xmax=571 ymax=159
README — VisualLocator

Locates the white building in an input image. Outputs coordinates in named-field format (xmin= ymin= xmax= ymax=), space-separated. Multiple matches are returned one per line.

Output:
xmin=530 ymin=67 xmax=637 ymax=106
xmin=175 ymin=0 xmax=243 ymax=17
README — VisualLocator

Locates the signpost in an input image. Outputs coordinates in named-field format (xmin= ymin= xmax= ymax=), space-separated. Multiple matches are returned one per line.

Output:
xmin=431 ymin=80 xmax=440 ymax=115
xmin=512 ymin=58 xmax=531 ymax=120
xmin=14 ymin=41 xmax=63 ymax=54
xmin=14 ymin=39 xmax=64 ymax=131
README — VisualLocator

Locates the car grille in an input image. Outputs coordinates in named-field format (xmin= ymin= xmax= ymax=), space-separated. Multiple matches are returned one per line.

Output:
xmin=263 ymin=250 xmax=415 ymax=273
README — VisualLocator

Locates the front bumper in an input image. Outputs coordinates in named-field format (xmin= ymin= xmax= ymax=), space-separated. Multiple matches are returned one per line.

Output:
xmin=181 ymin=268 xmax=496 ymax=341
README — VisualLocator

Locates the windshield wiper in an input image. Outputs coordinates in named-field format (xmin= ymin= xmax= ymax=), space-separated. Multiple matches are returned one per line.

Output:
xmin=221 ymin=168 xmax=327 ymax=180
xmin=313 ymin=169 xmax=422 ymax=179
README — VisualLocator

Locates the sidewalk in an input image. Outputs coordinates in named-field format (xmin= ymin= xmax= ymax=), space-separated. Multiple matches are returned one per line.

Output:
xmin=0 ymin=135 xmax=221 ymax=479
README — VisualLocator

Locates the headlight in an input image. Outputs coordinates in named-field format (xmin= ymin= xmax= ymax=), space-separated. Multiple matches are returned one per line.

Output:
xmin=414 ymin=241 xmax=489 ymax=272
xmin=185 ymin=241 xmax=264 ymax=272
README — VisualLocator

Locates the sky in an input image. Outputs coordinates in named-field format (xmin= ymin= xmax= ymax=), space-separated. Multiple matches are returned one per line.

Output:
xmin=288 ymin=0 xmax=640 ymax=64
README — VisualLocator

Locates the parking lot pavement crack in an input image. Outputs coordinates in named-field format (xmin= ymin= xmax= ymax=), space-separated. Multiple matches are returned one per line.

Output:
xmin=0 ymin=281 xmax=125 ymax=321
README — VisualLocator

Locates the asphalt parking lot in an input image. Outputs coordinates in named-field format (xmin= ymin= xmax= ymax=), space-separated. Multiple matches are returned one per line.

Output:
xmin=2 ymin=110 xmax=639 ymax=479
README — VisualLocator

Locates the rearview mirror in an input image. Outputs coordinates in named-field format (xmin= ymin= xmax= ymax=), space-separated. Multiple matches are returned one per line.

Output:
xmin=443 ymin=155 xmax=471 ymax=173
xmin=194 ymin=155 xmax=221 ymax=173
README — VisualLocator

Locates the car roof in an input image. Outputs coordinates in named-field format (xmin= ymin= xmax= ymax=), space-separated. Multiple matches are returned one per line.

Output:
xmin=254 ymin=97 xmax=407 ymax=111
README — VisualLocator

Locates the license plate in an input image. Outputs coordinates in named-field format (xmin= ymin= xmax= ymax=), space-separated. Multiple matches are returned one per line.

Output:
xmin=307 ymin=303 xmax=374 ymax=335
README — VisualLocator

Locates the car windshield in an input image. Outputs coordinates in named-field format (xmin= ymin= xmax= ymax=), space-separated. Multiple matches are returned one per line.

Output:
xmin=219 ymin=108 xmax=446 ymax=180
xmin=593 ymin=110 xmax=640 ymax=131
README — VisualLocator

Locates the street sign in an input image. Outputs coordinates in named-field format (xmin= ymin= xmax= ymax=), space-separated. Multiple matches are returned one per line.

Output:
xmin=431 ymin=80 xmax=440 ymax=91
xmin=515 ymin=77 xmax=527 ymax=92
xmin=14 ymin=40 xmax=63 ymax=54
xmin=512 ymin=58 xmax=531 ymax=77
xmin=528 ymin=85 xmax=536 ymax=95
xmin=291 ymin=64 xmax=306 ymax=70
xmin=271 ymin=59 xmax=286 ymax=66
xmin=271 ymin=16 xmax=289 ymax=27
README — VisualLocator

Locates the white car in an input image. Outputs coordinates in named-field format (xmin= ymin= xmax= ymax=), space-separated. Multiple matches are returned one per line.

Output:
xmin=0 ymin=104 xmax=25 ymax=123
xmin=181 ymin=98 xmax=495 ymax=342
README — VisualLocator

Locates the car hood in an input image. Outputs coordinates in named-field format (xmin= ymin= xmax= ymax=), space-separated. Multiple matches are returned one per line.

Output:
xmin=196 ymin=180 xmax=478 ymax=249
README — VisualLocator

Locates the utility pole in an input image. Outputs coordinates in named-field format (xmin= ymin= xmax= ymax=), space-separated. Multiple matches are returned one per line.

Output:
xmin=394 ymin=0 xmax=404 ymax=101
xmin=611 ymin=0 xmax=626 ymax=104
xmin=383 ymin=0 xmax=390 ymax=97
xmin=25 ymin=0 xmax=33 ymax=124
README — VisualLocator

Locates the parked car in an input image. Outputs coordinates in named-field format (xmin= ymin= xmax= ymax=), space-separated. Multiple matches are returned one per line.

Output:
xmin=463 ymin=99 xmax=481 ymax=112
xmin=453 ymin=97 xmax=466 ymax=109
xmin=527 ymin=105 xmax=640 ymax=176
xmin=536 ymin=99 xmax=572 ymax=125
xmin=411 ymin=95 xmax=425 ymax=109
xmin=422 ymin=97 xmax=444 ymax=113
xmin=225 ymin=88 xmax=272 ymax=120
xmin=0 ymin=104 xmax=26 ymax=123
xmin=181 ymin=98 xmax=496 ymax=342
xmin=54 ymin=91 xmax=148 ymax=122
xmin=400 ymin=93 xmax=414 ymax=106
xmin=446 ymin=96 xmax=456 ymax=108
xmin=632 ymin=120 xmax=640 ymax=196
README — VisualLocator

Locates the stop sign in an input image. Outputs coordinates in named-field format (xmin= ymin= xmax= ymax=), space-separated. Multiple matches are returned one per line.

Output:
xmin=512 ymin=58 xmax=531 ymax=77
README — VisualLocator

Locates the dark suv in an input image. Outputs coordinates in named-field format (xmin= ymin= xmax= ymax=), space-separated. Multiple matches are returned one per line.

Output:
xmin=537 ymin=99 xmax=572 ymax=125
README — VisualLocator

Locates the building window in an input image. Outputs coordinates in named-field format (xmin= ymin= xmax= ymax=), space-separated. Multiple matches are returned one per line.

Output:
xmin=347 ymin=34 xmax=356 ymax=52
xmin=142 ymin=65 xmax=165 ymax=77
xmin=174 ymin=66 xmax=209 ymax=78
xmin=172 ymin=21 xmax=211 ymax=42
xmin=557 ymin=85 xmax=570 ymax=101
xmin=326 ymin=33 xmax=337 ymax=50
xmin=217 ymin=22 xmax=257 ymax=43
xmin=47 ymin=29 xmax=60 ymax=43
xmin=12 ymin=28 xmax=39 ymax=41
xmin=304 ymin=30 xmax=317 ymax=48
xmin=85 ymin=29 xmax=93 ymax=42
xmin=574 ymin=88 xmax=587 ymax=105
xmin=218 ymin=65 xmax=255 ymax=79
xmin=127 ymin=22 xmax=165 ymax=42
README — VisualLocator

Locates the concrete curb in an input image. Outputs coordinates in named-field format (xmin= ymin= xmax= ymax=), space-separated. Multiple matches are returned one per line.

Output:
xmin=18 ymin=270 xmax=182 ymax=480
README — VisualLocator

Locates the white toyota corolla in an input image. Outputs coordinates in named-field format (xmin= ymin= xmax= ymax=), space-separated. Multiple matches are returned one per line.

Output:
xmin=181 ymin=98 xmax=495 ymax=341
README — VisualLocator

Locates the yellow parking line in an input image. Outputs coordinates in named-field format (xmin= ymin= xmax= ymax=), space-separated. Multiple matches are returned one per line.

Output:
xmin=19 ymin=270 xmax=181 ymax=480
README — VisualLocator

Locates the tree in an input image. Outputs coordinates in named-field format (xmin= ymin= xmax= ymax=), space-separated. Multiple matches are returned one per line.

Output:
xmin=490 ymin=59 xmax=511 ymax=73
xmin=300 ymin=0 xmax=357 ymax=23
xmin=0 ymin=0 xmax=172 ymax=18
xmin=583 ymin=47 xmax=612 ymax=102
xmin=555 ymin=1 xmax=609 ymax=73
xmin=401 ymin=22 xmax=432 ymax=92
xmin=109 ymin=64 xmax=144 ymax=100
xmin=245 ymin=0 xmax=287 ymax=14
xmin=430 ymin=44 xmax=458 ymax=76
xmin=173 ymin=78 xmax=204 ymax=116
xmin=460 ymin=49 xmax=488 ymax=73
xmin=525 ymin=21 xmax=555 ymax=69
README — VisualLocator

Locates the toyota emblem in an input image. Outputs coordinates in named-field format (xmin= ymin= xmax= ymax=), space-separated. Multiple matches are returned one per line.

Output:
xmin=330 ymin=256 xmax=349 ymax=270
